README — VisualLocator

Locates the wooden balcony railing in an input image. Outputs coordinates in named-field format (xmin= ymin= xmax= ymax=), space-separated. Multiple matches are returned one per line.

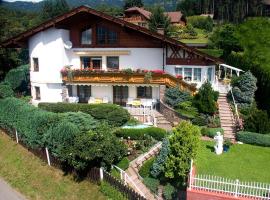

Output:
xmin=61 ymin=71 xmax=197 ymax=94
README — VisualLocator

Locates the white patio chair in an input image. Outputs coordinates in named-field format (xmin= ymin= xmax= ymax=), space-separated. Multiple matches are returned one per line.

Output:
xmin=103 ymin=97 xmax=109 ymax=103
xmin=88 ymin=97 xmax=95 ymax=104
xmin=126 ymin=97 xmax=134 ymax=107
xmin=144 ymin=99 xmax=153 ymax=109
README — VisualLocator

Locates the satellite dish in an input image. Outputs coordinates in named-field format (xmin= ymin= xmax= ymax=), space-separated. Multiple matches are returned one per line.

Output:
xmin=64 ymin=41 xmax=72 ymax=49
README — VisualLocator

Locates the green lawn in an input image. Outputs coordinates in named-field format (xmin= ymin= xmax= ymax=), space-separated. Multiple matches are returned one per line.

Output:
xmin=0 ymin=132 xmax=105 ymax=200
xmin=198 ymin=48 xmax=223 ymax=58
xmin=180 ymin=28 xmax=209 ymax=44
xmin=196 ymin=140 xmax=270 ymax=183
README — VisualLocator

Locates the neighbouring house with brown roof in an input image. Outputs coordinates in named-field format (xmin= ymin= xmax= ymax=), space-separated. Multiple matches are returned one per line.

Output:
xmin=122 ymin=7 xmax=187 ymax=28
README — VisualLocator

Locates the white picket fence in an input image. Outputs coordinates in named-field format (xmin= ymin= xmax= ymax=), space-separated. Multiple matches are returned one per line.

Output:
xmin=190 ymin=174 xmax=270 ymax=199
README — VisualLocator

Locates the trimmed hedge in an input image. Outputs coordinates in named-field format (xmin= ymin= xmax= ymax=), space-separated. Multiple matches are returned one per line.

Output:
xmin=114 ymin=127 xmax=167 ymax=141
xmin=201 ymin=127 xmax=224 ymax=138
xmin=236 ymin=131 xmax=270 ymax=147
xmin=116 ymin=157 xmax=130 ymax=170
xmin=139 ymin=157 xmax=155 ymax=178
xmin=143 ymin=177 xmax=159 ymax=193
xmin=38 ymin=102 xmax=130 ymax=127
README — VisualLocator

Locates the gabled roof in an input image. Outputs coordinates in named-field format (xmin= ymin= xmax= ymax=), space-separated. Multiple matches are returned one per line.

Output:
xmin=165 ymin=11 xmax=184 ymax=23
xmin=0 ymin=5 xmax=222 ymax=64
xmin=125 ymin=6 xmax=151 ymax=19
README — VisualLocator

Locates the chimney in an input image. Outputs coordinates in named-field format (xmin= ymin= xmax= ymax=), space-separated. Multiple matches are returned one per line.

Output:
xmin=157 ymin=28 xmax=164 ymax=35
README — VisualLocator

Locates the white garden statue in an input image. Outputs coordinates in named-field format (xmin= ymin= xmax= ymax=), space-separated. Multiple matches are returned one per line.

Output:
xmin=214 ymin=132 xmax=223 ymax=155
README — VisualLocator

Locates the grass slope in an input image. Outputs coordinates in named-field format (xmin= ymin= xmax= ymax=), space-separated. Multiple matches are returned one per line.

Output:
xmin=196 ymin=140 xmax=270 ymax=183
xmin=0 ymin=132 xmax=105 ymax=200
xmin=180 ymin=28 xmax=209 ymax=44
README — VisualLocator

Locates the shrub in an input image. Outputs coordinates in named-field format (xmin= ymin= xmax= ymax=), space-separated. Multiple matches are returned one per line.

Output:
xmin=164 ymin=87 xmax=192 ymax=108
xmin=201 ymin=127 xmax=224 ymax=138
xmin=100 ymin=181 xmax=127 ymax=200
xmin=116 ymin=157 xmax=130 ymax=170
xmin=192 ymin=114 xmax=209 ymax=126
xmin=0 ymin=98 xmax=60 ymax=148
xmin=236 ymin=131 xmax=270 ymax=147
xmin=242 ymin=104 xmax=270 ymax=134
xmin=38 ymin=102 xmax=130 ymax=127
xmin=143 ymin=177 xmax=160 ymax=193
xmin=165 ymin=121 xmax=200 ymax=181
xmin=176 ymin=101 xmax=198 ymax=119
xmin=4 ymin=65 xmax=29 ymax=92
xmin=114 ymin=127 xmax=167 ymax=141
xmin=231 ymin=71 xmax=257 ymax=108
xmin=139 ymin=157 xmax=155 ymax=178
xmin=193 ymin=81 xmax=218 ymax=115
xmin=163 ymin=183 xmax=176 ymax=200
xmin=151 ymin=138 xmax=170 ymax=178
xmin=187 ymin=16 xmax=213 ymax=32
xmin=0 ymin=82 xmax=14 ymax=98
xmin=61 ymin=112 xmax=97 ymax=133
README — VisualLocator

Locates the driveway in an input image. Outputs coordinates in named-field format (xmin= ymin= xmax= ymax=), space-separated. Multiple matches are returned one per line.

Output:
xmin=0 ymin=178 xmax=26 ymax=200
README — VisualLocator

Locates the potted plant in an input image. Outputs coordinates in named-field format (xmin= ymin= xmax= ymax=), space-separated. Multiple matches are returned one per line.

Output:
xmin=223 ymin=139 xmax=232 ymax=152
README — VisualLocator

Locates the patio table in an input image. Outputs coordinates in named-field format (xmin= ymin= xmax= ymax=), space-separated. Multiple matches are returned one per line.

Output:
xmin=132 ymin=100 xmax=142 ymax=107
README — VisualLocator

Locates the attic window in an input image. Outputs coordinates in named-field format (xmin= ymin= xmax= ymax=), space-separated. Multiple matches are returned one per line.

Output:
xmin=97 ymin=26 xmax=117 ymax=45
xmin=81 ymin=28 xmax=92 ymax=45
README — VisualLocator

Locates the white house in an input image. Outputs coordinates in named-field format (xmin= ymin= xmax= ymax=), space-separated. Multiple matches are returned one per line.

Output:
xmin=1 ymin=6 xmax=240 ymax=106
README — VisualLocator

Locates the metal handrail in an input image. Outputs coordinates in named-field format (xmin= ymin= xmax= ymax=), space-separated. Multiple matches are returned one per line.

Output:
xmin=112 ymin=165 xmax=146 ymax=198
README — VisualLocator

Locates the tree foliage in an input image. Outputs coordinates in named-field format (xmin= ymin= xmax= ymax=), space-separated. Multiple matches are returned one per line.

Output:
xmin=148 ymin=6 xmax=171 ymax=36
xmin=164 ymin=87 xmax=192 ymax=108
xmin=209 ymin=24 xmax=241 ymax=57
xmin=41 ymin=0 xmax=70 ymax=20
xmin=193 ymin=81 xmax=218 ymax=115
xmin=0 ymin=82 xmax=14 ymax=98
xmin=231 ymin=71 xmax=257 ymax=107
xmin=123 ymin=0 xmax=143 ymax=9
xmin=164 ymin=121 xmax=200 ymax=182
xmin=150 ymin=138 xmax=170 ymax=178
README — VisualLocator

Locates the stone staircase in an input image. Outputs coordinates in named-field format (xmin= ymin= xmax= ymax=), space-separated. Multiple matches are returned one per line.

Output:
xmin=218 ymin=93 xmax=236 ymax=141
xmin=154 ymin=112 xmax=172 ymax=131
xmin=126 ymin=142 xmax=162 ymax=200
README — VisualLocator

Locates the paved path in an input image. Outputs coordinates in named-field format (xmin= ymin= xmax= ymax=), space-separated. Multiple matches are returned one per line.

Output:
xmin=0 ymin=178 xmax=26 ymax=200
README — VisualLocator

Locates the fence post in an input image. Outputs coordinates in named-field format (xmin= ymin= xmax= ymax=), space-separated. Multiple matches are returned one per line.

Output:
xmin=15 ymin=129 xmax=19 ymax=144
xmin=124 ymin=172 xmax=127 ymax=185
xmin=234 ymin=179 xmax=239 ymax=197
xmin=45 ymin=147 xmax=51 ymax=166
xmin=188 ymin=159 xmax=193 ymax=191
xmin=100 ymin=168 xmax=104 ymax=181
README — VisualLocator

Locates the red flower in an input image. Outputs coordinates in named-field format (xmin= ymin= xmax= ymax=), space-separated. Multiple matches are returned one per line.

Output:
xmin=176 ymin=75 xmax=183 ymax=79
xmin=151 ymin=69 xmax=165 ymax=74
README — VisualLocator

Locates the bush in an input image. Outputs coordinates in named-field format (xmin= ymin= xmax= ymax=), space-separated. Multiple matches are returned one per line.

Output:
xmin=38 ymin=102 xmax=130 ymax=127
xmin=61 ymin=112 xmax=97 ymax=133
xmin=4 ymin=65 xmax=29 ymax=92
xmin=114 ymin=127 xmax=167 ymax=141
xmin=193 ymin=81 xmax=218 ymax=115
xmin=236 ymin=131 xmax=270 ymax=147
xmin=187 ymin=16 xmax=213 ymax=32
xmin=192 ymin=113 xmax=209 ymax=126
xmin=151 ymin=138 xmax=170 ymax=178
xmin=201 ymin=127 xmax=224 ymax=138
xmin=177 ymin=101 xmax=198 ymax=119
xmin=143 ymin=177 xmax=159 ymax=193
xmin=242 ymin=104 xmax=270 ymax=134
xmin=116 ymin=157 xmax=130 ymax=170
xmin=0 ymin=82 xmax=14 ymax=98
xmin=100 ymin=181 xmax=127 ymax=200
xmin=164 ymin=87 xmax=192 ymax=108
xmin=165 ymin=121 xmax=200 ymax=181
xmin=163 ymin=183 xmax=176 ymax=200
xmin=139 ymin=157 xmax=155 ymax=178
xmin=231 ymin=71 xmax=257 ymax=108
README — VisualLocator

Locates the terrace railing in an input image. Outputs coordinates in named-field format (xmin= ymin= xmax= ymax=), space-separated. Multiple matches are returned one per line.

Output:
xmin=189 ymin=174 xmax=270 ymax=199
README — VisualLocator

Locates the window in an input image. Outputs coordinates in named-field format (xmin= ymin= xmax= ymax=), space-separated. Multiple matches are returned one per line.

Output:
xmin=81 ymin=57 xmax=102 ymax=70
xmin=81 ymin=28 xmax=92 ymax=45
xmin=33 ymin=57 xmax=39 ymax=72
xmin=207 ymin=68 xmax=213 ymax=81
xmin=193 ymin=68 xmax=202 ymax=82
xmin=107 ymin=56 xmax=119 ymax=70
xmin=184 ymin=68 xmax=192 ymax=81
xmin=137 ymin=86 xmax=152 ymax=99
xmin=35 ymin=86 xmax=40 ymax=100
xmin=175 ymin=67 xmax=182 ymax=75
xmin=97 ymin=26 xmax=117 ymax=45
xmin=77 ymin=85 xmax=91 ymax=103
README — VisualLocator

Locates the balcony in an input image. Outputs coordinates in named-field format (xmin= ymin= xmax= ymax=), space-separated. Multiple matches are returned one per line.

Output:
xmin=61 ymin=68 xmax=196 ymax=94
